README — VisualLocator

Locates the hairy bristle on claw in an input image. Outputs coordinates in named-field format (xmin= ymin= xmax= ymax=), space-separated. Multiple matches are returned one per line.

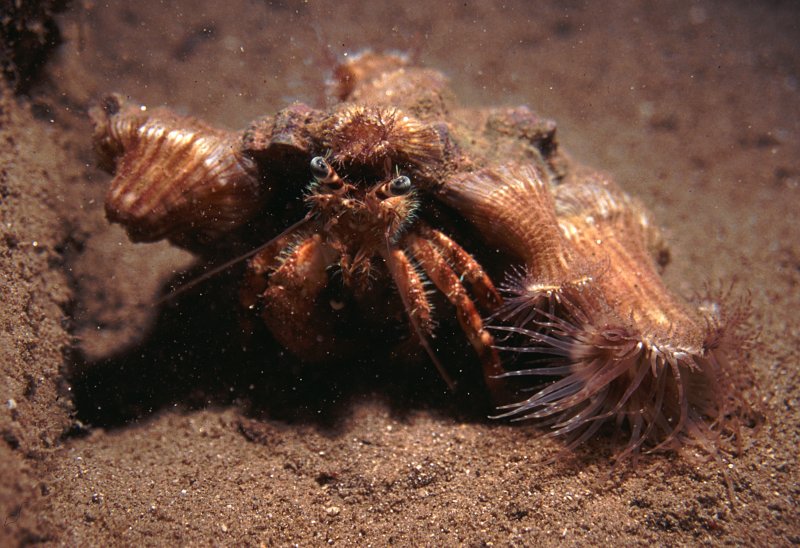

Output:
xmin=322 ymin=106 xmax=444 ymax=170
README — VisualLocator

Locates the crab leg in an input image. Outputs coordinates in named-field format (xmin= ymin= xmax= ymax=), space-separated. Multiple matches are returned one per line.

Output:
xmin=407 ymin=234 xmax=506 ymax=394
xmin=382 ymin=246 xmax=455 ymax=391
xmin=417 ymin=225 xmax=502 ymax=310
xmin=259 ymin=234 xmax=339 ymax=362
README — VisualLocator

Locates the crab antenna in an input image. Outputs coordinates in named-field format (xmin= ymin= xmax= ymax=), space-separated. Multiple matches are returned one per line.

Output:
xmin=158 ymin=212 xmax=315 ymax=304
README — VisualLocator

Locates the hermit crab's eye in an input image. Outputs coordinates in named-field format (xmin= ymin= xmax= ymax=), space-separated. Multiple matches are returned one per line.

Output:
xmin=388 ymin=175 xmax=412 ymax=196
xmin=310 ymin=156 xmax=345 ymax=192
xmin=310 ymin=156 xmax=331 ymax=180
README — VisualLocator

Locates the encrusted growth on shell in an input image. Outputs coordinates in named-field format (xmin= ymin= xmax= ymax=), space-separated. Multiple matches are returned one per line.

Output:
xmin=326 ymin=50 xmax=411 ymax=103
xmin=484 ymin=106 xmax=565 ymax=180
xmin=242 ymin=103 xmax=322 ymax=166
xmin=90 ymin=94 xmax=262 ymax=250
xmin=328 ymin=54 xmax=453 ymax=122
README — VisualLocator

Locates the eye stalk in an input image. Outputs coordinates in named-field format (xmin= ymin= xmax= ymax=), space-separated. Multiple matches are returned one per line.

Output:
xmin=387 ymin=175 xmax=412 ymax=196
xmin=310 ymin=156 xmax=344 ymax=192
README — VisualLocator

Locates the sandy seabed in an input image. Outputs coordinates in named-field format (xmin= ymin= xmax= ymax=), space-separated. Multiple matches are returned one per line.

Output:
xmin=1 ymin=1 xmax=798 ymax=545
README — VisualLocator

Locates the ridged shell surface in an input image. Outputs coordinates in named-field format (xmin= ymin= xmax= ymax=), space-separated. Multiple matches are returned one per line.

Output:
xmin=90 ymin=94 xmax=262 ymax=250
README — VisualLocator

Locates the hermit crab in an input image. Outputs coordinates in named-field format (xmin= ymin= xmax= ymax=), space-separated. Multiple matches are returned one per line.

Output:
xmin=89 ymin=51 xmax=751 ymax=464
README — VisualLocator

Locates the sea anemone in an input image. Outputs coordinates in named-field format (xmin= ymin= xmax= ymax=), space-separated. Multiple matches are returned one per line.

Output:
xmin=492 ymin=272 xmax=746 ymax=465
xmin=440 ymin=163 xmax=751 ymax=465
